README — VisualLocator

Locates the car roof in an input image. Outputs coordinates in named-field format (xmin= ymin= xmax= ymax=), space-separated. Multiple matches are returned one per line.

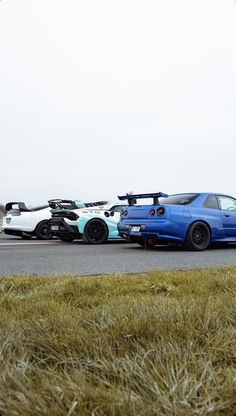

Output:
xmin=167 ymin=192 xmax=234 ymax=197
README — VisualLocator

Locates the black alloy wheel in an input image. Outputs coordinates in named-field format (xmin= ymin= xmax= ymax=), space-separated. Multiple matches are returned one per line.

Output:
xmin=185 ymin=222 xmax=211 ymax=251
xmin=83 ymin=219 xmax=108 ymax=244
xmin=35 ymin=221 xmax=53 ymax=240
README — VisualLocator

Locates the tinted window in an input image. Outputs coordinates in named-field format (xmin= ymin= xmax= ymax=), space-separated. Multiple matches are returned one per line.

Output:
xmin=218 ymin=196 xmax=236 ymax=211
xmin=204 ymin=195 xmax=218 ymax=209
xmin=159 ymin=194 xmax=198 ymax=205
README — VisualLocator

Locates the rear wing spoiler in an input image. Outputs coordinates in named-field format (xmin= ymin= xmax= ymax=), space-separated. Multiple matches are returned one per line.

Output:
xmin=48 ymin=199 xmax=108 ymax=210
xmin=5 ymin=202 xmax=34 ymax=212
xmin=118 ymin=192 xmax=168 ymax=206
xmin=48 ymin=199 xmax=79 ymax=210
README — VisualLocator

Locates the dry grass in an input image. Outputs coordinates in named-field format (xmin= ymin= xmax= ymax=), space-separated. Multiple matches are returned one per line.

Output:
xmin=0 ymin=268 xmax=236 ymax=416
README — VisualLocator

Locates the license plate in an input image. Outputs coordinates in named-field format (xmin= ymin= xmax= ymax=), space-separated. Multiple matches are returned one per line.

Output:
xmin=6 ymin=218 xmax=11 ymax=224
xmin=51 ymin=225 xmax=59 ymax=231
xmin=131 ymin=226 xmax=141 ymax=232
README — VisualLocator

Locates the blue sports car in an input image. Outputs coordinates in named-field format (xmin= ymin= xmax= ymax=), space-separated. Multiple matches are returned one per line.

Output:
xmin=117 ymin=192 xmax=236 ymax=251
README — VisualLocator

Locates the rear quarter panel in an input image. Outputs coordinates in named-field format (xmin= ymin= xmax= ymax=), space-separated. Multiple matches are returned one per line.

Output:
xmin=3 ymin=208 xmax=51 ymax=232
xmin=183 ymin=207 xmax=224 ymax=240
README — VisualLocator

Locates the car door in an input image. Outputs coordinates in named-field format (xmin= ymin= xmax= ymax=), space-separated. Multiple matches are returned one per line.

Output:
xmin=217 ymin=195 xmax=236 ymax=237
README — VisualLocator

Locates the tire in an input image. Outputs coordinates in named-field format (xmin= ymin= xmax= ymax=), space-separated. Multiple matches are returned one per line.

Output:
xmin=35 ymin=221 xmax=52 ymax=240
xmin=138 ymin=238 xmax=157 ymax=248
xmin=83 ymin=219 xmax=108 ymax=244
xmin=185 ymin=222 xmax=211 ymax=251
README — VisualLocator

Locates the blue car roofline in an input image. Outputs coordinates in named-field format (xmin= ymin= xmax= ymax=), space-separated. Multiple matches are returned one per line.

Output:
xmin=118 ymin=192 xmax=169 ymax=206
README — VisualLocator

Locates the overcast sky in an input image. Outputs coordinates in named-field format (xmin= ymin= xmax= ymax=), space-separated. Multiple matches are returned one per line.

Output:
xmin=0 ymin=0 xmax=235 ymax=205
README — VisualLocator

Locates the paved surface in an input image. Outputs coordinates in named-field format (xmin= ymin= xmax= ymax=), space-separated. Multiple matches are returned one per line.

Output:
xmin=1 ymin=233 xmax=236 ymax=276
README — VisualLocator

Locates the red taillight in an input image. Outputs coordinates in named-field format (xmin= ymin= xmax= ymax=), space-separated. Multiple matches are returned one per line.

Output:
xmin=157 ymin=207 xmax=165 ymax=216
xmin=150 ymin=209 xmax=155 ymax=216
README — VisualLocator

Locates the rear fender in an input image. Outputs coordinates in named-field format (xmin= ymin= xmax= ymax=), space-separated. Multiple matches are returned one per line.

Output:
xmin=78 ymin=215 xmax=118 ymax=238
xmin=185 ymin=220 xmax=211 ymax=241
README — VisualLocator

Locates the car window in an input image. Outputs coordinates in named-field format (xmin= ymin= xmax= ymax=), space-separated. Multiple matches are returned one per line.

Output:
xmin=218 ymin=196 xmax=236 ymax=211
xmin=203 ymin=195 xmax=218 ymax=209
xmin=159 ymin=194 xmax=198 ymax=205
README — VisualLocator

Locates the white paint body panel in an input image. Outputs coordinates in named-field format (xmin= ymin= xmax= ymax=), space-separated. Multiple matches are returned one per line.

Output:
xmin=3 ymin=207 xmax=52 ymax=233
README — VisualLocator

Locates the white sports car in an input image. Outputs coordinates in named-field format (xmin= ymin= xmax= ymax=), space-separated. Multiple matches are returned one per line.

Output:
xmin=3 ymin=199 xmax=107 ymax=240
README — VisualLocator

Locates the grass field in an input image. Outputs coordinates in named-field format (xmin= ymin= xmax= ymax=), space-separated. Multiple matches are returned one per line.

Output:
xmin=0 ymin=268 xmax=236 ymax=416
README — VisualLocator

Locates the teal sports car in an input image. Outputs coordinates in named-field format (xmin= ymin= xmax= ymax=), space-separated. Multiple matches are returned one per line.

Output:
xmin=48 ymin=200 xmax=127 ymax=244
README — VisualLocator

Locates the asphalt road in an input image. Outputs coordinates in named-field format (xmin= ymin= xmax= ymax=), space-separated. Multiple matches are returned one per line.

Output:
xmin=1 ymin=233 xmax=236 ymax=276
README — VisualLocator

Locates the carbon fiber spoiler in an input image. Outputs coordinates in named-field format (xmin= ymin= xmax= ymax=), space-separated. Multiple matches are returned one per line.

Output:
xmin=5 ymin=202 xmax=49 ymax=212
xmin=48 ymin=199 xmax=78 ymax=209
xmin=118 ymin=192 xmax=168 ymax=206
xmin=5 ymin=202 xmax=23 ymax=212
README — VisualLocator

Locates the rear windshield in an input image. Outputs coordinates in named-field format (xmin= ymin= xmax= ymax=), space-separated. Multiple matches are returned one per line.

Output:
xmin=159 ymin=193 xmax=198 ymax=205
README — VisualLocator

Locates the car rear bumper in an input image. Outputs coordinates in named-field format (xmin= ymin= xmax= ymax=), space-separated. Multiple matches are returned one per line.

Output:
xmin=48 ymin=218 xmax=80 ymax=238
xmin=118 ymin=219 xmax=185 ymax=243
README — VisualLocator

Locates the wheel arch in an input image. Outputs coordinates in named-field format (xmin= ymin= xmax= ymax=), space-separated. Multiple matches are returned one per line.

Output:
xmin=33 ymin=219 xmax=49 ymax=233
xmin=84 ymin=217 xmax=109 ymax=231
xmin=33 ymin=219 xmax=52 ymax=239
xmin=184 ymin=219 xmax=212 ymax=241
xmin=83 ymin=217 xmax=109 ymax=243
